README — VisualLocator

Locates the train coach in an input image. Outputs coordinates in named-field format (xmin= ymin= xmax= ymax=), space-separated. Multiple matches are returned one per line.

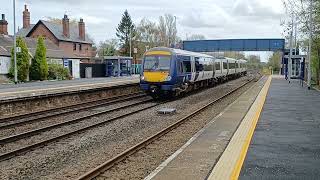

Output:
xmin=139 ymin=47 xmax=247 ymax=98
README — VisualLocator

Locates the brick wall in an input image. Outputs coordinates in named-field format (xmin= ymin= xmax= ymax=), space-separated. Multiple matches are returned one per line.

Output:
xmin=59 ymin=41 xmax=92 ymax=58
xmin=29 ymin=23 xmax=59 ymax=45
xmin=28 ymin=23 xmax=93 ymax=59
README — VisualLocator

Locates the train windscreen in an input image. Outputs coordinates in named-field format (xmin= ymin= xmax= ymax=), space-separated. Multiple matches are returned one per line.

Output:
xmin=143 ymin=55 xmax=171 ymax=71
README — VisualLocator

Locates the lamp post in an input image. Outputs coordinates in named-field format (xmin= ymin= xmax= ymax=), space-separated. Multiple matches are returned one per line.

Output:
xmin=288 ymin=15 xmax=294 ymax=83
xmin=129 ymin=27 xmax=132 ymax=58
xmin=13 ymin=0 xmax=17 ymax=83
xmin=307 ymin=0 xmax=313 ymax=90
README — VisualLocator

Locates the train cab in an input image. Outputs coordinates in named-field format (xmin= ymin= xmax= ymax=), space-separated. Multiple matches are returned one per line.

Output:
xmin=140 ymin=48 xmax=177 ymax=97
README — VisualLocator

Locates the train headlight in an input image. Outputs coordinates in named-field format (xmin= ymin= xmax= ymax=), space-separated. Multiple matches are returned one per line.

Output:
xmin=165 ymin=76 xmax=172 ymax=81
xmin=140 ymin=75 xmax=145 ymax=81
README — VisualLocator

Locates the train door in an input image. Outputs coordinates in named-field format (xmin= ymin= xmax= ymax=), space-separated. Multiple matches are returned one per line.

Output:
xmin=222 ymin=59 xmax=228 ymax=76
xmin=214 ymin=59 xmax=222 ymax=78
xmin=235 ymin=60 xmax=238 ymax=73
xmin=190 ymin=56 xmax=196 ymax=82
xmin=178 ymin=55 xmax=192 ymax=83
xmin=211 ymin=58 xmax=215 ymax=78
xmin=194 ymin=57 xmax=201 ymax=81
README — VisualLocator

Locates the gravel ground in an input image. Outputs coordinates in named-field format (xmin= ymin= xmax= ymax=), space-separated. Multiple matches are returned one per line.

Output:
xmin=0 ymin=76 xmax=257 ymax=180
xmin=0 ymin=95 xmax=149 ymax=138
xmin=0 ymin=92 xmax=144 ymax=128
xmin=0 ymin=98 xmax=155 ymax=154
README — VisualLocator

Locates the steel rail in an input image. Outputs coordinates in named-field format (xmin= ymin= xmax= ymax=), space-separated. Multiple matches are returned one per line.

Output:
xmin=0 ymin=92 xmax=146 ymax=129
xmin=0 ymin=99 xmax=160 ymax=161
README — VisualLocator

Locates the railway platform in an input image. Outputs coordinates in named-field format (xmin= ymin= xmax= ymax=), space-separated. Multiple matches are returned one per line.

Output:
xmin=0 ymin=76 xmax=139 ymax=101
xmin=239 ymin=76 xmax=320 ymax=179
xmin=146 ymin=75 xmax=320 ymax=180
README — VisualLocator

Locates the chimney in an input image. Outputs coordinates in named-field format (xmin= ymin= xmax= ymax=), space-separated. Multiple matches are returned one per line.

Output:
xmin=0 ymin=14 xmax=8 ymax=35
xmin=62 ymin=15 xmax=70 ymax=38
xmin=23 ymin=4 xmax=30 ymax=28
xmin=78 ymin=18 xmax=85 ymax=41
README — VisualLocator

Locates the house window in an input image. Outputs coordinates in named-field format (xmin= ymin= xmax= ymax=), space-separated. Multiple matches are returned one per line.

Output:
xmin=73 ymin=43 xmax=77 ymax=51
xmin=79 ymin=44 xmax=82 ymax=51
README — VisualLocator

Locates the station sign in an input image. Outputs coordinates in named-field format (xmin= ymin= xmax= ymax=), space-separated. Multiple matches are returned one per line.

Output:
xmin=63 ymin=59 xmax=69 ymax=68
xmin=16 ymin=47 xmax=21 ymax=53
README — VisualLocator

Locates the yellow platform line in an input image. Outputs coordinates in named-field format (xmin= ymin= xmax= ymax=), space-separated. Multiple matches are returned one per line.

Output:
xmin=207 ymin=76 xmax=272 ymax=180
xmin=0 ymin=79 xmax=139 ymax=97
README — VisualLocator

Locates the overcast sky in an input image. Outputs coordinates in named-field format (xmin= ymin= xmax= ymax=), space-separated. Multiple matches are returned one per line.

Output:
xmin=1 ymin=0 xmax=285 ymax=61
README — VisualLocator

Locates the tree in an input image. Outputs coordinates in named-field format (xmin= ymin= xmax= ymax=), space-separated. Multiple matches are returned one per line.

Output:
xmin=30 ymin=36 xmax=48 ymax=81
xmin=45 ymin=17 xmax=78 ymax=25
xmin=186 ymin=34 xmax=206 ymax=40
xmin=268 ymin=51 xmax=282 ymax=72
xmin=9 ymin=37 xmax=30 ymax=82
xmin=98 ymin=39 xmax=118 ymax=57
xmin=158 ymin=14 xmax=178 ymax=47
xmin=283 ymin=0 xmax=320 ymax=84
xmin=116 ymin=10 xmax=135 ymax=56
xmin=136 ymin=18 xmax=161 ymax=48
xmin=247 ymin=55 xmax=263 ymax=70
xmin=135 ymin=14 xmax=179 ymax=50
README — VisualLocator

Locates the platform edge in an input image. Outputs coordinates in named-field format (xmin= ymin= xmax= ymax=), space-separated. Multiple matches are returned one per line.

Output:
xmin=207 ymin=76 xmax=272 ymax=180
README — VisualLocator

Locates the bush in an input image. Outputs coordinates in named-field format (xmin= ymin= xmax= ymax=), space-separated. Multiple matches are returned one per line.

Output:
xmin=30 ymin=36 xmax=48 ymax=81
xmin=48 ymin=64 xmax=71 ymax=80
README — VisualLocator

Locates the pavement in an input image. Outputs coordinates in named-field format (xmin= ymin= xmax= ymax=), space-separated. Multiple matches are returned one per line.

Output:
xmin=240 ymin=76 xmax=320 ymax=179
xmin=146 ymin=76 xmax=268 ymax=180
xmin=0 ymin=75 xmax=139 ymax=100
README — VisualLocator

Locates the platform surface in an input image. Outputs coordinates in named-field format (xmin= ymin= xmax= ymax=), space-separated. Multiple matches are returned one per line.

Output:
xmin=240 ymin=77 xmax=320 ymax=179
xmin=0 ymin=76 xmax=139 ymax=101
xmin=146 ymin=77 xmax=268 ymax=180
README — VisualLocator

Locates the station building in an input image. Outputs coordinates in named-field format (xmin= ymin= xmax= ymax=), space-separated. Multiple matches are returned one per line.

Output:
xmin=0 ymin=34 xmax=81 ymax=81
xmin=0 ymin=5 xmax=98 ymax=81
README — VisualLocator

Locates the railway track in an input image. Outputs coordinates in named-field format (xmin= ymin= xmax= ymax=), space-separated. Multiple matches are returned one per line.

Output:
xmin=76 ymin=78 xmax=255 ymax=180
xmin=0 ymin=96 xmax=160 ymax=161
xmin=0 ymin=92 xmax=146 ymax=129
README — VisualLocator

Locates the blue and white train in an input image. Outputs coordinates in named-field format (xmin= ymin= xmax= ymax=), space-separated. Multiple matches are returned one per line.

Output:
xmin=140 ymin=47 xmax=247 ymax=98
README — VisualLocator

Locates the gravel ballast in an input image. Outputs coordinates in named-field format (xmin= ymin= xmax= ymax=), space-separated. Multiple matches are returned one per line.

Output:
xmin=0 ymin=76 xmax=258 ymax=180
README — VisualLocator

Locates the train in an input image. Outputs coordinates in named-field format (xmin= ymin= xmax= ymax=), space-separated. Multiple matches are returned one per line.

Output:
xmin=139 ymin=47 xmax=247 ymax=98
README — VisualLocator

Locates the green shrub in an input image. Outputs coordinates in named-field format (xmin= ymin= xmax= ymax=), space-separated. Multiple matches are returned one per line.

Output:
xmin=9 ymin=37 xmax=30 ymax=82
xmin=48 ymin=64 xmax=70 ymax=80
xmin=30 ymin=36 xmax=48 ymax=81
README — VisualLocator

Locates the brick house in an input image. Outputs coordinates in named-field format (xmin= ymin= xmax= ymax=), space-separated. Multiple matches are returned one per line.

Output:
xmin=17 ymin=5 xmax=95 ymax=62
xmin=0 ymin=13 xmax=82 ymax=80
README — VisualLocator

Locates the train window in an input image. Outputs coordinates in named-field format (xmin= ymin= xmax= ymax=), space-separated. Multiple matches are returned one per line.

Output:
xmin=229 ymin=62 xmax=236 ymax=69
xmin=181 ymin=61 xmax=191 ymax=73
xmin=195 ymin=57 xmax=204 ymax=72
xmin=203 ymin=58 xmax=212 ymax=71
xmin=144 ymin=55 xmax=171 ymax=71
xmin=178 ymin=56 xmax=191 ymax=73
xmin=229 ymin=62 xmax=233 ymax=69
xmin=215 ymin=62 xmax=221 ymax=70
xmin=223 ymin=62 xmax=228 ymax=69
